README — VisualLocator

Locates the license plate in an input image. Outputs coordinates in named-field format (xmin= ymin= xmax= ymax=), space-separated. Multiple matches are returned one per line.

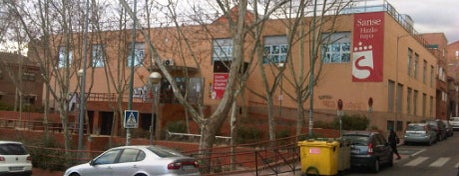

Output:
xmin=9 ymin=166 xmax=23 ymax=171
xmin=182 ymin=165 xmax=195 ymax=171
xmin=351 ymin=149 xmax=360 ymax=154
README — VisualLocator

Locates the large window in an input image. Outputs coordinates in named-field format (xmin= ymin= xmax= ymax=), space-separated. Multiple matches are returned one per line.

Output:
xmin=423 ymin=60 xmax=427 ymax=84
xmin=407 ymin=48 xmax=413 ymax=76
xmin=91 ymin=44 xmax=106 ymax=67
xmin=413 ymin=90 xmax=418 ymax=115
xmin=396 ymin=83 xmax=403 ymax=113
xmin=263 ymin=36 xmax=288 ymax=64
xmin=388 ymin=80 xmax=395 ymax=112
xmin=58 ymin=46 xmax=72 ymax=68
xmin=321 ymin=32 xmax=351 ymax=63
xmin=212 ymin=38 xmax=233 ymax=62
xmin=414 ymin=53 xmax=419 ymax=79
xmin=422 ymin=93 xmax=426 ymax=117
xmin=127 ymin=42 xmax=144 ymax=67
xmin=407 ymin=87 xmax=412 ymax=115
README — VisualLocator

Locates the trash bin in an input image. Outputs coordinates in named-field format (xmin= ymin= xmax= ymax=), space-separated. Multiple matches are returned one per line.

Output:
xmin=337 ymin=139 xmax=350 ymax=172
xmin=298 ymin=139 xmax=340 ymax=176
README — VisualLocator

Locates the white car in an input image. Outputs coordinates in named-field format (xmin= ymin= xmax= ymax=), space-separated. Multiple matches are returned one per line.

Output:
xmin=449 ymin=117 xmax=459 ymax=131
xmin=0 ymin=141 xmax=33 ymax=176
xmin=64 ymin=145 xmax=200 ymax=176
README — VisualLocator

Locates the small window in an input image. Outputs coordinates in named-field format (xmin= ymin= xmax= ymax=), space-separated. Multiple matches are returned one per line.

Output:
xmin=118 ymin=149 xmax=144 ymax=163
xmin=91 ymin=44 xmax=106 ymax=67
xmin=263 ymin=36 xmax=288 ymax=64
xmin=94 ymin=149 xmax=121 ymax=165
xmin=127 ymin=43 xmax=144 ymax=67
xmin=212 ymin=38 xmax=233 ymax=62
xmin=321 ymin=32 xmax=351 ymax=63
xmin=0 ymin=143 xmax=28 ymax=155
xmin=58 ymin=46 xmax=73 ymax=68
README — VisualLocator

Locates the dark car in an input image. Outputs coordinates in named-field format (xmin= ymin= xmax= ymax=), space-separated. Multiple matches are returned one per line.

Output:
xmin=442 ymin=120 xmax=454 ymax=137
xmin=342 ymin=131 xmax=393 ymax=173
xmin=422 ymin=119 xmax=447 ymax=141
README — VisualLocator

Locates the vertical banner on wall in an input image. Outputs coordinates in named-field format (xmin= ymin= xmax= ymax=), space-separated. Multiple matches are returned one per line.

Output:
xmin=352 ymin=12 xmax=385 ymax=82
xmin=212 ymin=73 xmax=229 ymax=99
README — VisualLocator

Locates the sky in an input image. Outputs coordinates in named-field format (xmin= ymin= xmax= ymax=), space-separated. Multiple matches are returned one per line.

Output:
xmin=387 ymin=0 xmax=459 ymax=43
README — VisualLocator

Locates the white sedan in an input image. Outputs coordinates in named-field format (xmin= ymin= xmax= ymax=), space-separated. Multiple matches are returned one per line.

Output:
xmin=450 ymin=117 xmax=459 ymax=131
xmin=64 ymin=145 xmax=200 ymax=176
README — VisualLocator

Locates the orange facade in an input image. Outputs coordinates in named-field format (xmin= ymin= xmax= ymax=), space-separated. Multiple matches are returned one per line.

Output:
xmin=33 ymin=6 xmax=443 ymax=136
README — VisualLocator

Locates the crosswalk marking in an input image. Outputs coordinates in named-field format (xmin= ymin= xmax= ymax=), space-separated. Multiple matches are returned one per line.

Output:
xmin=404 ymin=156 xmax=429 ymax=166
xmin=429 ymin=157 xmax=450 ymax=167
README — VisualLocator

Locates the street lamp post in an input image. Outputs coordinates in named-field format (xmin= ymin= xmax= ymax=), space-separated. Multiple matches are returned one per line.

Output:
xmin=77 ymin=69 xmax=85 ymax=153
xmin=149 ymin=72 xmax=162 ymax=145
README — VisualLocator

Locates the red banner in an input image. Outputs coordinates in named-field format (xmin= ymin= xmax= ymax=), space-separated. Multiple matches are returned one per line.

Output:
xmin=212 ymin=73 xmax=229 ymax=99
xmin=352 ymin=12 xmax=384 ymax=82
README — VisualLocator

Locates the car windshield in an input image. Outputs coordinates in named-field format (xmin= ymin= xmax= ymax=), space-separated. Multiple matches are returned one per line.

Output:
xmin=147 ymin=146 xmax=185 ymax=158
xmin=451 ymin=117 xmax=459 ymax=121
xmin=342 ymin=135 xmax=369 ymax=146
xmin=407 ymin=125 xmax=424 ymax=131
xmin=0 ymin=143 xmax=27 ymax=155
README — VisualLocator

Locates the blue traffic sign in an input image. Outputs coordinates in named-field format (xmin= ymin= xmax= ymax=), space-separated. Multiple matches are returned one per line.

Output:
xmin=124 ymin=110 xmax=139 ymax=128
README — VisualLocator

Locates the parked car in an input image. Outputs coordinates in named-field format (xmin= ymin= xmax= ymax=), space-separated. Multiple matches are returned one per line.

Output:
xmin=449 ymin=117 xmax=459 ymax=131
xmin=342 ymin=131 xmax=393 ymax=173
xmin=422 ymin=119 xmax=447 ymax=141
xmin=0 ymin=141 xmax=33 ymax=176
xmin=404 ymin=123 xmax=437 ymax=145
xmin=64 ymin=145 xmax=200 ymax=176
xmin=442 ymin=120 xmax=454 ymax=137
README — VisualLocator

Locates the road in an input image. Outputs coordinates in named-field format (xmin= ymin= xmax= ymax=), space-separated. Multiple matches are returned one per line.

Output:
xmin=349 ymin=131 xmax=459 ymax=176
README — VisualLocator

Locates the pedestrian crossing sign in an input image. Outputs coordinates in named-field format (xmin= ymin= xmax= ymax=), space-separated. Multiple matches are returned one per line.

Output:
xmin=124 ymin=110 xmax=139 ymax=129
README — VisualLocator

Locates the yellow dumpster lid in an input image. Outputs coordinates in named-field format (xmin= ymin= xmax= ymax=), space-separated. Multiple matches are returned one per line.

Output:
xmin=298 ymin=140 xmax=339 ymax=147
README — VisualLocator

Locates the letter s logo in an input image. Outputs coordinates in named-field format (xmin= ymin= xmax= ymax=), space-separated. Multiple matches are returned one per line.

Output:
xmin=352 ymin=50 xmax=374 ymax=80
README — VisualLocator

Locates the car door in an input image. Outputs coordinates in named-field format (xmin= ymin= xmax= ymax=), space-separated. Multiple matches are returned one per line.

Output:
xmin=87 ymin=149 xmax=123 ymax=176
xmin=373 ymin=134 xmax=391 ymax=163
xmin=110 ymin=148 xmax=146 ymax=176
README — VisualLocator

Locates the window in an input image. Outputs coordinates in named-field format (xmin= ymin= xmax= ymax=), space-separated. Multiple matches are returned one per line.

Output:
xmin=423 ymin=60 xmax=427 ymax=84
xmin=422 ymin=93 xmax=426 ymax=117
xmin=127 ymin=42 xmax=144 ymax=67
xmin=22 ymin=73 xmax=35 ymax=81
xmin=413 ymin=90 xmax=418 ymax=115
xmin=388 ymin=80 xmax=395 ymax=112
xmin=407 ymin=48 xmax=413 ymax=76
xmin=430 ymin=65 xmax=434 ymax=87
xmin=91 ymin=44 xmax=105 ymax=67
xmin=58 ymin=46 xmax=72 ymax=68
xmin=118 ymin=149 xmax=145 ymax=163
xmin=407 ymin=87 xmax=412 ymax=114
xmin=321 ymin=32 xmax=351 ymax=63
xmin=94 ymin=149 xmax=121 ymax=165
xmin=212 ymin=38 xmax=233 ymax=62
xmin=430 ymin=96 xmax=433 ymax=118
xmin=396 ymin=83 xmax=403 ymax=113
xmin=414 ymin=53 xmax=419 ymax=79
xmin=22 ymin=95 xmax=36 ymax=105
xmin=263 ymin=36 xmax=288 ymax=64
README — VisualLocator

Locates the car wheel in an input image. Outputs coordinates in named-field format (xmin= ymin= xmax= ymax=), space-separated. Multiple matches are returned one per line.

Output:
xmin=371 ymin=159 xmax=380 ymax=173
xmin=69 ymin=173 xmax=80 ymax=176
xmin=387 ymin=156 xmax=394 ymax=167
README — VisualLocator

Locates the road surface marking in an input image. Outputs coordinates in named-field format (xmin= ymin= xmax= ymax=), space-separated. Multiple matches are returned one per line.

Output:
xmin=404 ymin=156 xmax=428 ymax=166
xmin=429 ymin=157 xmax=450 ymax=167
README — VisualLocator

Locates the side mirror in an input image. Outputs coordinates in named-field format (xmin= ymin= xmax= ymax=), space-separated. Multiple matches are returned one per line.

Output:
xmin=89 ymin=160 xmax=97 ymax=166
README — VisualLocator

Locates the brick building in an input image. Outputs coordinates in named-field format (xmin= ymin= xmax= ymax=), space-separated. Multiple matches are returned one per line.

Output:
xmin=0 ymin=52 xmax=43 ymax=111
xmin=29 ymin=1 xmax=449 ymax=137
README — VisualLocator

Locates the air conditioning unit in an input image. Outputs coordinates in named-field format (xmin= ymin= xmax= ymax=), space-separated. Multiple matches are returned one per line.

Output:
xmin=163 ymin=59 xmax=175 ymax=66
